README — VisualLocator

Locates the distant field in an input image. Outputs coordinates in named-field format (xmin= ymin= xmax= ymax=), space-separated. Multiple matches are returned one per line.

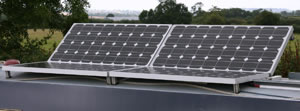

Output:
xmin=28 ymin=29 xmax=63 ymax=50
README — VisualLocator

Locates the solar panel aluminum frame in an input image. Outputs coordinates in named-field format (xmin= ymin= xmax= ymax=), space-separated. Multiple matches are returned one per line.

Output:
xmin=2 ymin=62 xmax=107 ymax=77
xmin=109 ymin=67 xmax=270 ymax=84
xmin=149 ymin=25 xmax=294 ymax=75
xmin=48 ymin=23 xmax=173 ymax=67
xmin=148 ymin=24 xmax=176 ymax=66
xmin=270 ymin=26 xmax=293 ymax=75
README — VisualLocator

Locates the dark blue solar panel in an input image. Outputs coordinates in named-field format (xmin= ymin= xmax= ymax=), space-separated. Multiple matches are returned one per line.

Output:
xmin=50 ymin=23 xmax=171 ymax=66
xmin=153 ymin=25 xmax=292 ymax=73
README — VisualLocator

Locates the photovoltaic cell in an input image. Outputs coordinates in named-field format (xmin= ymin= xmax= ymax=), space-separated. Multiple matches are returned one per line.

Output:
xmin=153 ymin=25 xmax=292 ymax=73
xmin=50 ymin=23 xmax=171 ymax=66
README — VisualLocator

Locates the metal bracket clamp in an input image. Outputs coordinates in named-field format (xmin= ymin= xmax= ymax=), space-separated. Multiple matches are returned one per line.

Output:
xmin=106 ymin=77 xmax=112 ymax=85
xmin=106 ymin=77 xmax=118 ymax=85
xmin=233 ymin=84 xmax=240 ymax=94
xmin=110 ymin=77 xmax=117 ymax=85
xmin=106 ymin=72 xmax=117 ymax=85
xmin=5 ymin=71 xmax=12 ymax=79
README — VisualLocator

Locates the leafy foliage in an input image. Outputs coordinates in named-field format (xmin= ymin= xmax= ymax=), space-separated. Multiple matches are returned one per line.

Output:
xmin=139 ymin=9 xmax=156 ymax=23
xmin=193 ymin=6 xmax=251 ymax=25
xmin=275 ymin=40 xmax=300 ymax=77
xmin=191 ymin=2 xmax=205 ymax=17
xmin=193 ymin=12 xmax=226 ymax=25
xmin=139 ymin=0 xmax=192 ymax=24
xmin=0 ymin=0 xmax=64 ymax=29
xmin=204 ymin=13 xmax=226 ymax=24
xmin=220 ymin=8 xmax=252 ymax=18
xmin=254 ymin=10 xmax=281 ymax=25
xmin=62 ymin=0 xmax=90 ymax=35
xmin=106 ymin=13 xmax=115 ymax=17
xmin=0 ymin=0 xmax=62 ymax=62
xmin=280 ymin=16 xmax=300 ymax=33
xmin=0 ymin=0 xmax=89 ymax=62
xmin=226 ymin=18 xmax=248 ymax=25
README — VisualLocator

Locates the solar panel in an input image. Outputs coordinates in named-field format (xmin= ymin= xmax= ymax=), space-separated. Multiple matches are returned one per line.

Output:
xmin=2 ymin=23 xmax=172 ymax=78
xmin=152 ymin=25 xmax=292 ymax=73
xmin=50 ymin=23 xmax=171 ymax=66
xmin=110 ymin=25 xmax=293 ymax=85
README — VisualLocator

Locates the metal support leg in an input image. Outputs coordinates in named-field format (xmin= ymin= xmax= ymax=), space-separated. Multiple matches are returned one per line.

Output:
xmin=111 ymin=77 xmax=117 ymax=85
xmin=5 ymin=71 xmax=12 ymax=79
xmin=106 ymin=77 xmax=112 ymax=85
xmin=233 ymin=84 xmax=240 ymax=94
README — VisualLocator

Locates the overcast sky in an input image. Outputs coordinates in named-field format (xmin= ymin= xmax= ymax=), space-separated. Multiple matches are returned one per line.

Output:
xmin=88 ymin=0 xmax=300 ymax=11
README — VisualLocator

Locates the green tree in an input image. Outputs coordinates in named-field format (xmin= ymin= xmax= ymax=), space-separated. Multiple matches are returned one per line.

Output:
xmin=147 ymin=9 xmax=155 ymax=23
xmin=62 ymin=0 xmax=90 ymax=35
xmin=280 ymin=11 xmax=289 ymax=17
xmin=191 ymin=2 xmax=205 ymax=17
xmin=226 ymin=18 xmax=247 ymax=25
xmin=139 ymin=10 xmax=149 ymax=23
xmin=0 ymin=0 xmax=64 ymax=62
xmin=106 ymin=13 xmax=115 ymax=17
xmin=0 ymin=0 xmax=89 ymax=62
xmin=139 ymin=0 xmax=192 ymax=24
xmin=139 ymin=9 xmax=155 ymax=23
xmin=192 ymin=6 xmax=226 ymax=25
xmin=221 ymin=8 xmax=252 ymax=18
xmin=251 ymin=9 xmax=264 ymax=17
xmin=204 ymin=12 xmax=226 ymax=25
xmin=254 ymin=10 xmax=280 ymax=25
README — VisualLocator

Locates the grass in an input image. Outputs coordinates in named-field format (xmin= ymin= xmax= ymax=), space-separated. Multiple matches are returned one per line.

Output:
xmin=287 ymin=33 xmax=300 ymax=51
xmin=28 ymin=29 xmax=63 ymax=50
